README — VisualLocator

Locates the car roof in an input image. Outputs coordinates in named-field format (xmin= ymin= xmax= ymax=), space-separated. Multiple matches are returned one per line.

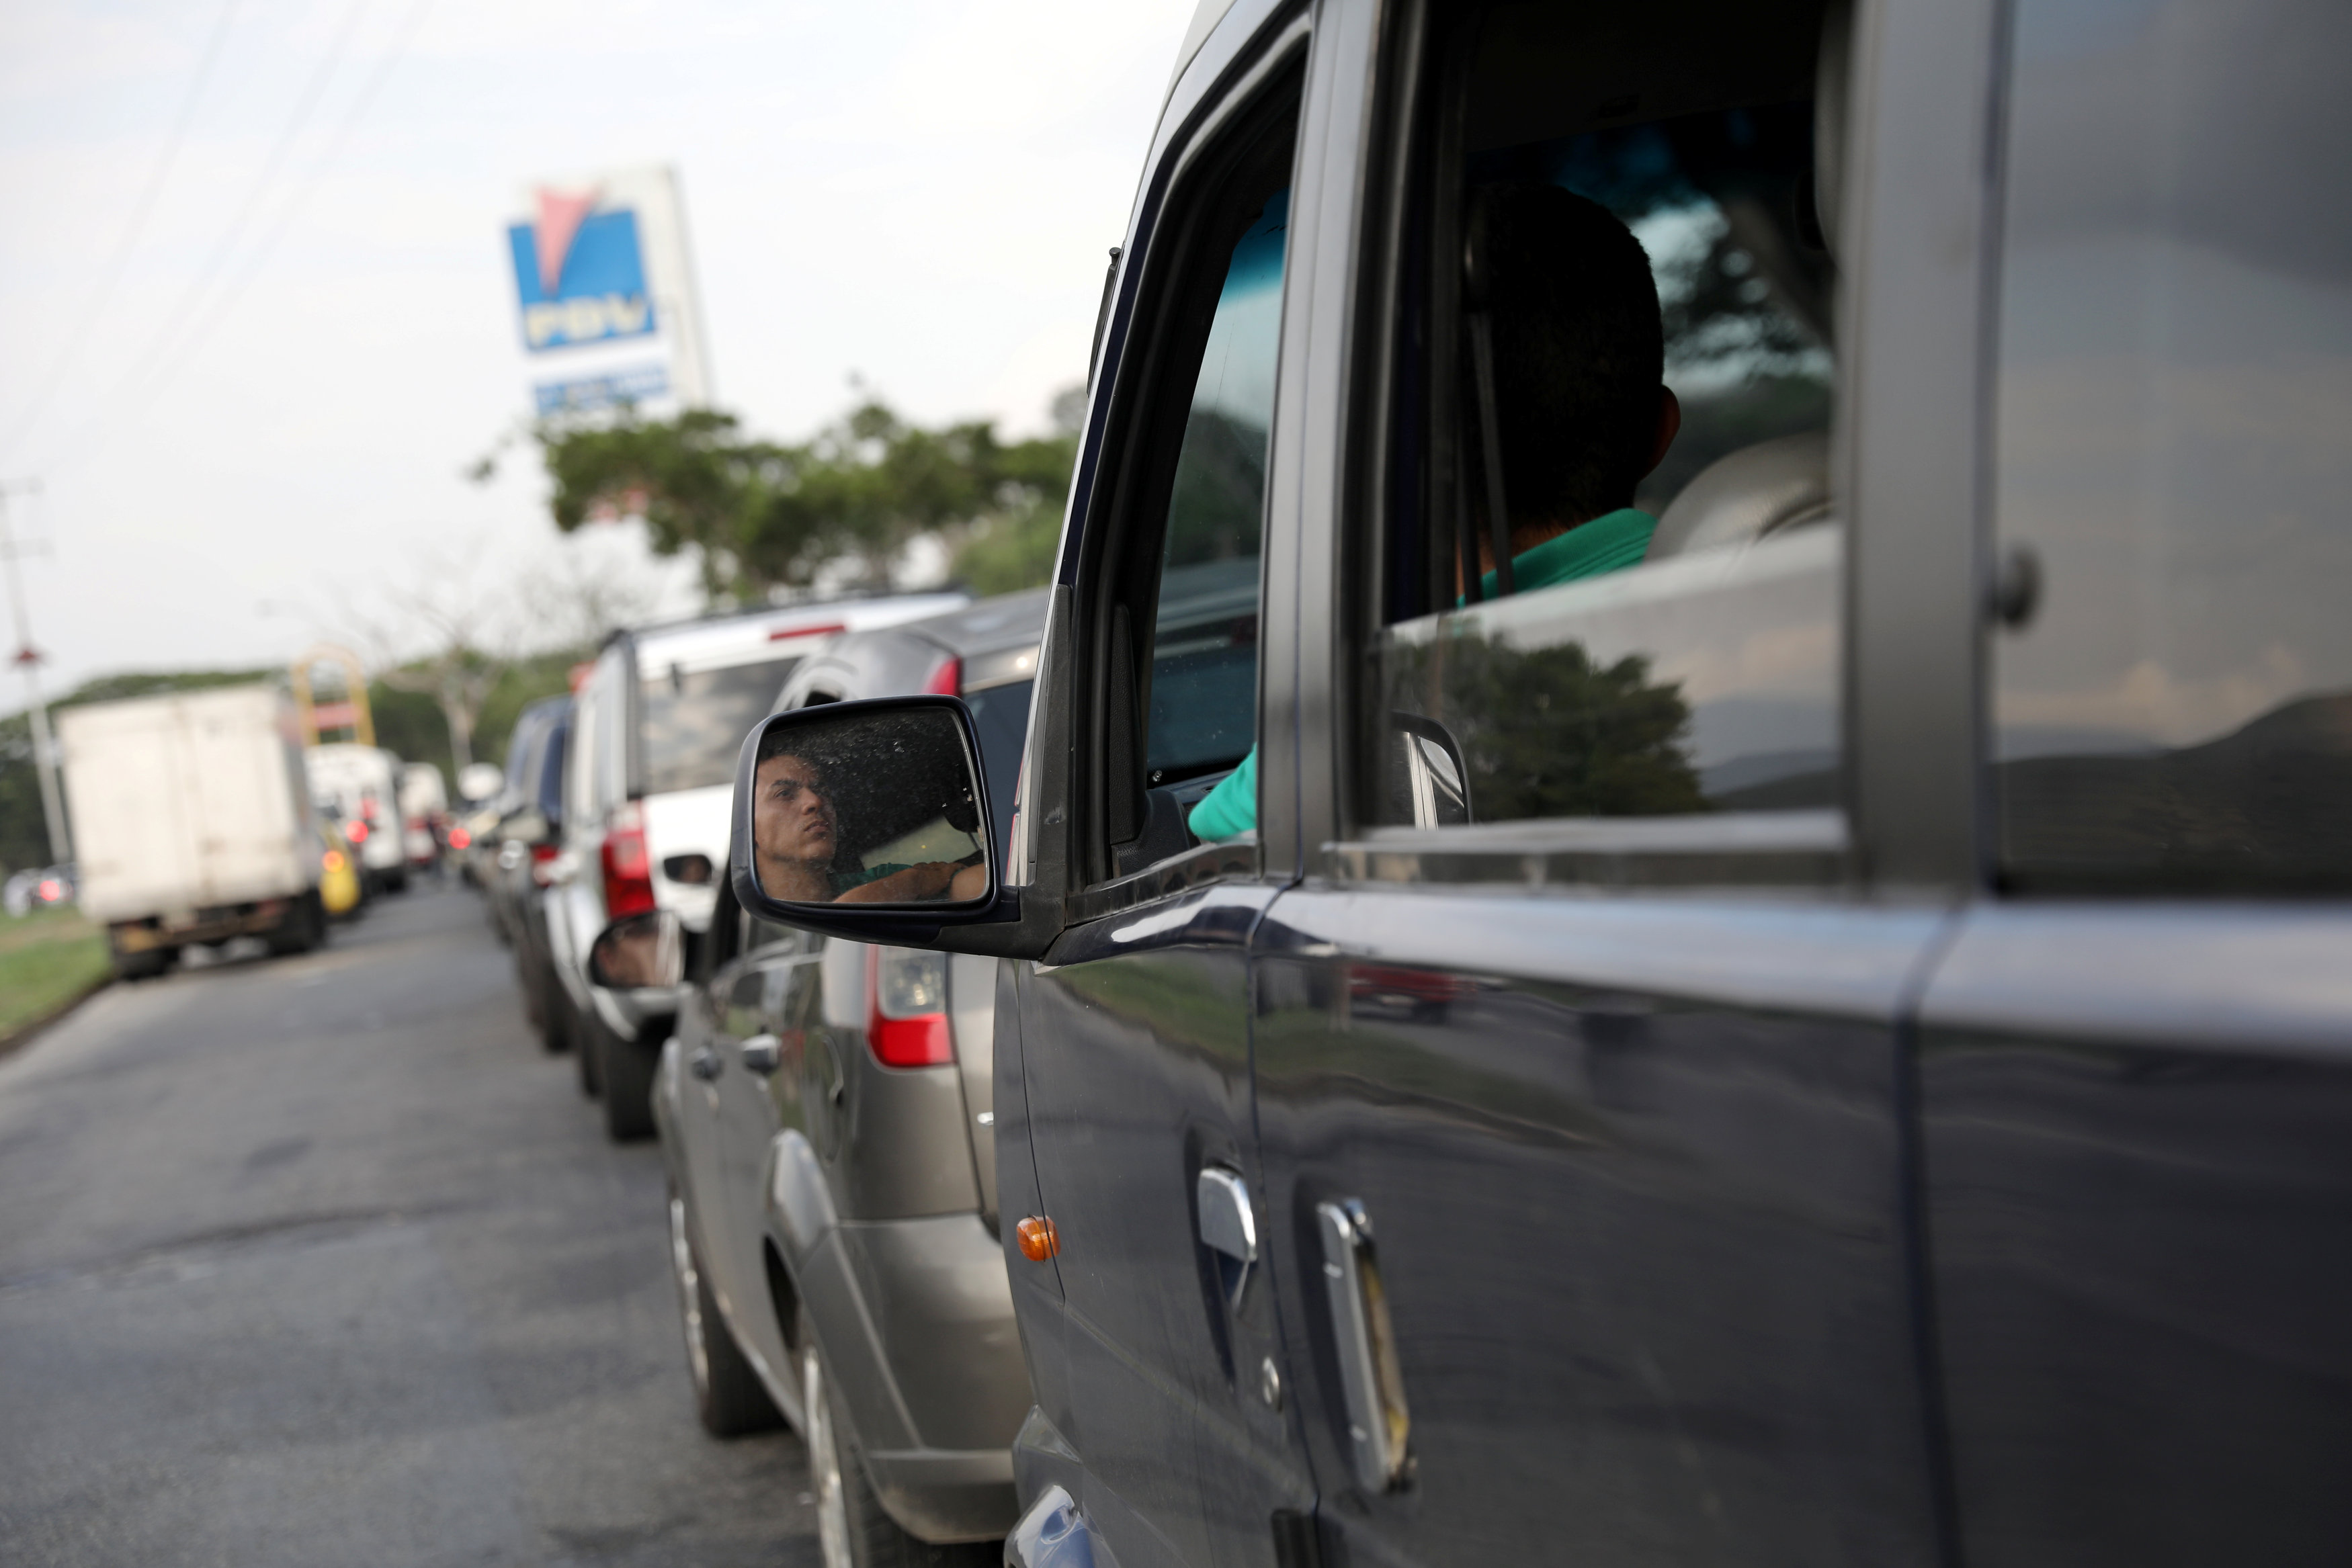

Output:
xmin=775 ymin=588 xmax=1049 ymax=707
xmin=623 ymin=592 xmax=970 ymax=672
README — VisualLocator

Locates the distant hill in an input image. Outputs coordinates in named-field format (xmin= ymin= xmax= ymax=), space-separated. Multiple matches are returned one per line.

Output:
xmin=2000 ymin=689 xmax=2352 ymax=889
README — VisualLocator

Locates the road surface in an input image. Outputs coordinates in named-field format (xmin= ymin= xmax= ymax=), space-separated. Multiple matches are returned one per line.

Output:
xmin=0 ymin=883 xmax=818 ymax=1566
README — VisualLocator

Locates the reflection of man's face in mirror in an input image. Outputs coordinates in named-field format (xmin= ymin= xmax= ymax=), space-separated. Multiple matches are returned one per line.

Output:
xmin=753 ymin=752 xmax=838 ymax=902
xmin=598 ymin=924 xmax=664 ymax=988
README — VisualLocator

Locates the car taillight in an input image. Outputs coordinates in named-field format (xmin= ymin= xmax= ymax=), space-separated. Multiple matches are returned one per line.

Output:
xmin=866 ymin=946 xmax=950 ymax=1068
xmin=345 ymin=820 xmax=369 ymax=844
xmin=601 ymin=803 xmax=656 ymax=917
xmin=449 ymin=827 xmax=472 ymax=850
xmin=923 ymin=656 xmax=962 ymax=696
xmin=323 ymin=851 xmax=346 ymax=873
xmin=530 ymin=842 xmax=562 ymax=887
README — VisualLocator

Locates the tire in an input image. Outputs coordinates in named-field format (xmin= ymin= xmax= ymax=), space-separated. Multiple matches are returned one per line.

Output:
xmin=112 ymin=949 xmax=169 ymax=982
xmin=538 ymin=968 xmax=571 ymax=1054
xmin=802 ymin=1311 xmax=997 ymax=1568
xmin=383 ymin=867 xmax=409 ymax=895
xmin=601 ymin=1027 xmax=658 ymax=1142
xmin=266 ymin=892 xmax=325 ymax=957
xmin=575 ymin=996 xmax=603 ymax=1097
xmin=521 ymin=955 xmax=546 ymax=1031
xmin=669 ymin=1189 xmax=782 ymax=1438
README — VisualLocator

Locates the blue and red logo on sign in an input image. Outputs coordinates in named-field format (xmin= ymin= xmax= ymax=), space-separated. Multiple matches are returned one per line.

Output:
xmin=507 ymin=189 xmax=657 ymax=352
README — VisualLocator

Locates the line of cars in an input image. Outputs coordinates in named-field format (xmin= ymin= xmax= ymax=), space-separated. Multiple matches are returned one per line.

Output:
xmin=472 ymin=588 xmax=1042 ymax=1564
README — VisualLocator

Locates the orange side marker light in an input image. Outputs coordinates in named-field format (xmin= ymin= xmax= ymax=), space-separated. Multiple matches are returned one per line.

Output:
xmin=1016 ymin=1215 xmax=1060 ymax=1262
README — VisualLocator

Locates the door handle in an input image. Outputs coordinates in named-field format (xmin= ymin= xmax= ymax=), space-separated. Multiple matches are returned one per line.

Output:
xmin=1316 ymin=1199 xmax=1412 ymax=1493
xmin=687 ymin=1045 xmax=721 ymax=1082
xmin=1196 ymin=1166 xmax=1257 ymax=1309
xmin=739 ymin=1033 xmax=783 ymax=1076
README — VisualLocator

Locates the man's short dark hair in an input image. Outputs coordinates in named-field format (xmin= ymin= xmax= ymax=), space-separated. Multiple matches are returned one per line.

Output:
xmin=1471 ymin=182 xmax=1664 ymax=526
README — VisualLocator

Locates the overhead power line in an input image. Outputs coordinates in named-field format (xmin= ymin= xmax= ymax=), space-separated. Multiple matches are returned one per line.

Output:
xmin=32 ymin=0 xmax=374 ymax=468
xmin=0 ymin=0 xmax=243 ymax=462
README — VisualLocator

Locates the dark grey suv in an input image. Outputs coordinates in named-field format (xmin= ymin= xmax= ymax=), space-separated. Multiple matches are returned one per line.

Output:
xmin=622 ymin=593 xmax=1046 ymax=1567
xmin=712 ymin=0 xmax=2352 ymax=1565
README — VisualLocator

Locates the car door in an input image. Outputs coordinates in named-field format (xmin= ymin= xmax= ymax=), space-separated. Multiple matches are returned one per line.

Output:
xmin=1919 ymin=3 xmax=2352 ymax=1562
xmin=698 ymin=891 xmax=814 ymax=1385
xmin=1011 ymin=11 xmax=1317 ymax=1565
xmin=1249 ymin=0 xmax=1953 ymax=1560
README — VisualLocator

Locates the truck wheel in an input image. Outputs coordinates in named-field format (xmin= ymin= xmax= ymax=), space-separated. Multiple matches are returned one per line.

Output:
xmin=267 ymin=892 xmax=325 ymax=956
xmin=802 ymin=1310 xmax=995 ymax=1568
xmin=669 ymin=1190 xmax=782 ymax=1438
xmin=111 ymin=949 xmax=168 ymax=982
xmin=602 ymin=1031 xmax=657 ymax=1141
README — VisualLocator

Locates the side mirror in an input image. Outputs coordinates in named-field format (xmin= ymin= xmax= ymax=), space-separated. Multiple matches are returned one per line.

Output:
xmin=730 ymin=696 xmax=1005 ymax=942
xmin=1389 ymin=711 xmax=1472 ymax=828
xmin=589 ymin=909 xmax=685 ymax=990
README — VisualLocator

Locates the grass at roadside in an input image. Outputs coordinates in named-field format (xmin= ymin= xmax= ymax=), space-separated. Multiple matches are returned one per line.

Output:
xmin=0 ymin=906 xmax=111 ymax=1051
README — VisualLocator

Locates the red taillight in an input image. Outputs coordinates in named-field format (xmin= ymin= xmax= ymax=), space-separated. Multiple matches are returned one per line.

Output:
xmin=866 ymin=946 xmax=950 ymax=1068
xmin=38 ymin=878 xmax=61 ymax=900
xmin=345 ymin=820 xmax=369 ymax=844
xmin=449 ymin=827 xmax=472 ymax=850
xmin=922 ymin=655 xmax=962 ymax=696
xmin=530 ymin=842 xmax=562 ymax=887
xmin=601 ymin=803 xmax=656 ymax=917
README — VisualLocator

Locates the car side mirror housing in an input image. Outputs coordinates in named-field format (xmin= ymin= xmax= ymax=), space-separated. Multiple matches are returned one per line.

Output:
xmin=728 ymin=696 xmax=1028 ymax=949
xmin=589 ymin=909 xmax=685 ymax=990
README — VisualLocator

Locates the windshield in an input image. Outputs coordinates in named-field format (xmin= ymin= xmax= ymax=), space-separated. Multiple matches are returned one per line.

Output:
xmin=639 ymin=656 xmax=802 ymax=795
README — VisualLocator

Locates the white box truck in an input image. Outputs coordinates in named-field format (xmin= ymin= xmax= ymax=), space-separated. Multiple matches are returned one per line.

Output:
xmin=58 ymin=685 xmax=329 ymax=979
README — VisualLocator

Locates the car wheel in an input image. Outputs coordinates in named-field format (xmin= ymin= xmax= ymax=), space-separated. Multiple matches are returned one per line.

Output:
xmin=521 ymin=957 xmax=546 ymax=1031
xmin=576 ymin=998 xmax=603 ymax=1097
xmin=602 ymin=1030 xmax=658 ymax=1141
xmin=669 ymin=1190 xmax=782 ymax=1438
xmin=538 ymin=971 xmax=570 ymax=1054
xmin=801 ymin=1311 xmax=997 ymax=1568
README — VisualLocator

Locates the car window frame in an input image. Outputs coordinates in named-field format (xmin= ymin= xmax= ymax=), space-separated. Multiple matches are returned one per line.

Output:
xmin=1297 ymin=0 xmax=2001 ymax=899
xmin=1059 ymin=13 xmax=1311 ymax=912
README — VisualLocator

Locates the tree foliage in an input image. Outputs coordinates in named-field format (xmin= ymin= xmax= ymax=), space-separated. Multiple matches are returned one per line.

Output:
xmin=533 ymin=396 xmax=1079 ymax=603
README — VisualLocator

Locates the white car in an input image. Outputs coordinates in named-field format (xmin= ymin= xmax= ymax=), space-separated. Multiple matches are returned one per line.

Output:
xmin=306 ymin=744 xmax=411 ymax=894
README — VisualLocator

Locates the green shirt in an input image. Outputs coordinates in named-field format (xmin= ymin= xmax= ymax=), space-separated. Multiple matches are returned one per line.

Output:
xmin=1187 ymin=508 xmax=1657 ymax=842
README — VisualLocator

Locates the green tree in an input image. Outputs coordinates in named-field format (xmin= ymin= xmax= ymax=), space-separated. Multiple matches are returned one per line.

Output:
xmin=519 ymin=393 xmax=1080 ymax=603
xmin=1386 ymin=631 xmax=1706 ymax=820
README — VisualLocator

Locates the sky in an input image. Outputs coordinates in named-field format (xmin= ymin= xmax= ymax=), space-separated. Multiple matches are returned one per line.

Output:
xmin=0 ymin=0 xmax=1200 ymax=696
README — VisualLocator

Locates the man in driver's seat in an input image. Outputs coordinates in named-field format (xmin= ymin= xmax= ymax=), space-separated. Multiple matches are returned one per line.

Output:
xmin=1189 ymin=181 xmax=1681 ymax=841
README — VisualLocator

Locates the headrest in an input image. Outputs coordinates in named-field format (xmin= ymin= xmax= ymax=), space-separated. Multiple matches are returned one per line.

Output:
xmin=1646 ymin=430 xmax=1831 ymax=560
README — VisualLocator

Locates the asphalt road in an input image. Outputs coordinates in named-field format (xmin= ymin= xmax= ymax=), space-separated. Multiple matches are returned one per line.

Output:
xmin=0 ymin=882 xmax=818 ymax=1567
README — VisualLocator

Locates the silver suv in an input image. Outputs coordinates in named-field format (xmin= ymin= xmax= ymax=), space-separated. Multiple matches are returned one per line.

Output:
xmin=618 ymin=591 xmax=1046 ymax=1565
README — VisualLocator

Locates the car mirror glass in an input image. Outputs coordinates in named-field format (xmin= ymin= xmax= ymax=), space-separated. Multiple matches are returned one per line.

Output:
xmin=589 ymin=910 xmax=684 ymax=990
xmin=737 ymin=701 xmax=994 ymax=913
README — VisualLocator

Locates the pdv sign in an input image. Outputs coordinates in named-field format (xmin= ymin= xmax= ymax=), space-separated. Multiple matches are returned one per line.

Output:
xmin=507 ymin=189 xmax=657 ymax=351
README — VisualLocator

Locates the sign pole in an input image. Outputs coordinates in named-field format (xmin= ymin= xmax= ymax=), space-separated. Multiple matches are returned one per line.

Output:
xmin=0 ymin=480 xmax=69 ymax=867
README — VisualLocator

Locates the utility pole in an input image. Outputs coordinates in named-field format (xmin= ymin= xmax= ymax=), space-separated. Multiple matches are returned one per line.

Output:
xmin=0 ymin=479 xmax=69 ymax=867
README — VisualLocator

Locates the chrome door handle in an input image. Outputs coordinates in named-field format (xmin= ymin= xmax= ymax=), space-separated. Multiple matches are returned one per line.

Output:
xmin=1316 ymin=1199 xmax=1412 ymax=1493
xmin=687 ymin=1046 xmax=721 ymax=1082
xmin=1196 ymin=1166 xmax=1257 ymax=1309
xmin=739 ymin=1033 xmax=782 ymax=1076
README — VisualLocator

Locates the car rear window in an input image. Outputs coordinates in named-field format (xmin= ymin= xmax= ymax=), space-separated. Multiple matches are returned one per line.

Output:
xmin=638 ymin=656 xmax=802 ymax=795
